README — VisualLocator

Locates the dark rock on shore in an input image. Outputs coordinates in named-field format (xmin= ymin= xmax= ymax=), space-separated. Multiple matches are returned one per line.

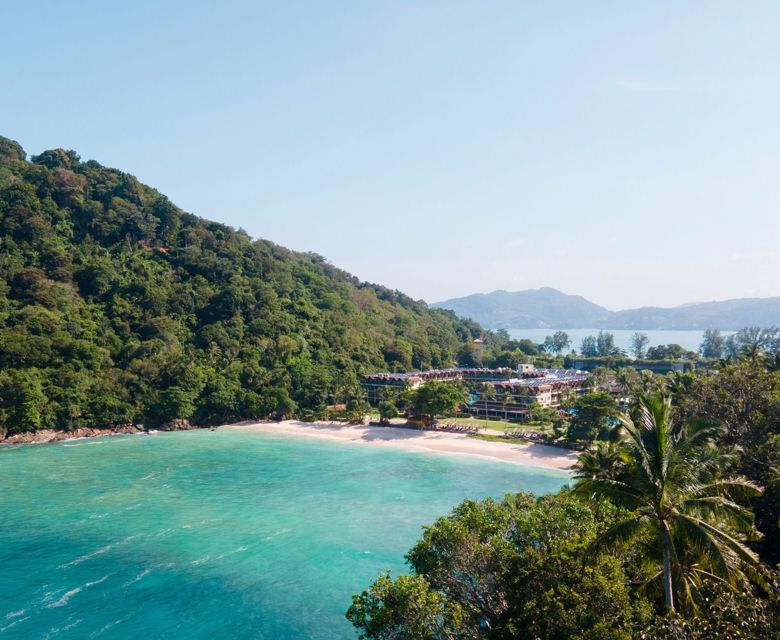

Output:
xmin=1 ymin=424 xmax=145 ymax=444
xmin=158 ymin=418 xmax=195 ymax=431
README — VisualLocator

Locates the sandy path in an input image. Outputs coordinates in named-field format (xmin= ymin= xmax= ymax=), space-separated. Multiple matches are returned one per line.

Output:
xmin=222 ymin=420 xmax=577 ymax=471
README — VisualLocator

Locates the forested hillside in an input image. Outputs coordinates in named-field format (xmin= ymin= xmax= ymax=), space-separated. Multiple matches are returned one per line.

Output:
xmin=0 ymin=137 xmax=477 ymax=435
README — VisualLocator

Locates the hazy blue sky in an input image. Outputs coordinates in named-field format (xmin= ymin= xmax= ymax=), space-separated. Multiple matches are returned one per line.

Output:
xmin=2 ymin=1 xmax=779 ymax=310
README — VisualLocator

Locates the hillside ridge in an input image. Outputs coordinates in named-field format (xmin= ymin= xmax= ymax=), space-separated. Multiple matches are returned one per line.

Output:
xmin=0 ymin=136 xmax=477 ymax=435
xmin=433 ymin=288 xmax=780 ymax=330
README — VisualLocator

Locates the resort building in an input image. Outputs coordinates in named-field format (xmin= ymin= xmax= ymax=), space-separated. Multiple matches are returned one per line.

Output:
xmin=361 ymin=367 xmax=514 ymax=404
xmin=362 ymin=365 xmax=591 ymax=421
xmin=470 ymin=368 xmax=591 ymax=421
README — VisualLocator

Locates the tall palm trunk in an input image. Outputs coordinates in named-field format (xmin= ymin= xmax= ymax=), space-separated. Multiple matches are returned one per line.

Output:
xmin=575 ymin=394 xmax=762 ymax=614
xmin=661 ymin=521 xmax=675 ymax=612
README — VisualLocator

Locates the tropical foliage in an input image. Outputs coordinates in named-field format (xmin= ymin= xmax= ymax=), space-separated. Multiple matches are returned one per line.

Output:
xmin=574 ymin=395 xmax=761 ymax=613
xmin=351 ymin=372 xmax=780 ymax=638
xmin=0 ymin=137 xmax=476 ymax=434
xmin=347 ymin=491 xmax=654 ymax=640
xmin=399 ymin=381 xmax=468 ymax=425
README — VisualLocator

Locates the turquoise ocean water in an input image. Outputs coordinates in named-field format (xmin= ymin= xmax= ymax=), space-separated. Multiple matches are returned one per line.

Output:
xmin=0 ymin=429 xmax=568 ymax=639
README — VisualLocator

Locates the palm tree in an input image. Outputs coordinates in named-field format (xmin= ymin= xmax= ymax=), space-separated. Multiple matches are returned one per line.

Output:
xmin=500 ymin=391 xmax=516 ymax=420
xmin=615 ymin=367 xmax=639 ymax=396
xmin=767 ymin=351 xmax=780 ymax=373
xmin=480 ymin=383 xmax=496 ymax=417
xmin=574 ymin=440 xmax=627 ymax=480
xmin=574 ymin=394 xmax=761 ymax=613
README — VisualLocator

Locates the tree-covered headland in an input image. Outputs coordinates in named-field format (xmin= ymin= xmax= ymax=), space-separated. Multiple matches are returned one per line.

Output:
xmin=349 ymin=354 xmax=780 ymax=638
xmin=0 ymin=136 xmax=478 ymax=435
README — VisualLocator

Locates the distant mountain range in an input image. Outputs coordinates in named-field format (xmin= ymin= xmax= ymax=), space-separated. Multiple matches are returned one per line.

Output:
xmin=431 ymin=287 xmax=780 ymax=330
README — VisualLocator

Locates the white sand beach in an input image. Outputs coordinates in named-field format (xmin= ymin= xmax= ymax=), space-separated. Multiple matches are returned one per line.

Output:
xmin=223 ymin=420 xmax=577 ymax=471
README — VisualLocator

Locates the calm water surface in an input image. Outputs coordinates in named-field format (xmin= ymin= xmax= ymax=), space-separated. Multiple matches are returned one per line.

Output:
xmin=0 ymin=429 xmax=568 ymax=639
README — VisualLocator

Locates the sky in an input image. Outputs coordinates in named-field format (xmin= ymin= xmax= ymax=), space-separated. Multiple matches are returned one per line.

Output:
xmin=2 ymin=1 xmax=779 ymax=311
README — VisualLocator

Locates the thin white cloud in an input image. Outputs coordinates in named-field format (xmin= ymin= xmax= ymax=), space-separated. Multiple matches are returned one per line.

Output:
xmin=615 ymin=79 xmax=678 ymax=93
xmin=728 ymin=249 xmax=778 ymax=262
xmin=504 ymin=237 xmax=527 ymax=249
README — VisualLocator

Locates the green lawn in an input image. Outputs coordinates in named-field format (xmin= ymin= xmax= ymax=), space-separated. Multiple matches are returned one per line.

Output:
xmin=439 ymin=416 xmax=552 ymax=433
xmin=470 ymin=432 xmax=533 ymax=444
xmin=443 ymin=417 xmax=517 ymax=432
xmin=525 ymin=421 xmax=555 ymax=431
xmin=470 ymin=432 xmax=508 ymax=443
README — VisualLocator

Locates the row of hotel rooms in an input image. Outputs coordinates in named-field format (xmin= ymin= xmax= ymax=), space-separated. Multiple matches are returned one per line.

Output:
xmin=362 ymin=365 xmax=592 ymax=422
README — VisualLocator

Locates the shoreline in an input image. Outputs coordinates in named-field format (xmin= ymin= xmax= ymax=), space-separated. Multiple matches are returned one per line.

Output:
xmin=0 ymin=419 xmax=195 ymax=446
xmin=0 ymin=425 xmax=147 ymax=445
xmin=223 ymin=420 xmax=577 ymax=471
xmin=2 ymin=420 xmax=578 ymax=471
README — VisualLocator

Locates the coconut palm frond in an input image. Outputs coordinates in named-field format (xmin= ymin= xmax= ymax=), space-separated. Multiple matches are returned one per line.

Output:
xmin=587 ymin=515 xmax=650 ymax=558
xmin=672 ymin=515 xmax=738 ymax=579
xmin=680 ymin=515 xmax=760 ymax=567
xmin=573 ymin=392 xmax=763 ymax=614
xmin=572 ymin=476 xmax=642 ymax=509
xmin=680 ymin=496 xmax=755 ymax=534
xmin=690 ymin=477 xmax=762 ymax=501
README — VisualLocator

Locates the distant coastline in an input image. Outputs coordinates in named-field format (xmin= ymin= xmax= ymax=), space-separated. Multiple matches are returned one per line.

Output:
xmin=507 ymin=328 xmax=728 ymax=353
xmin=433 ymin=287 xmax=780 ymax=330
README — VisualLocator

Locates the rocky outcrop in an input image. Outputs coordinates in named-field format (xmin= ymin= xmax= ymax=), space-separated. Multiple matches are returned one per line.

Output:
xmin=1 ymin=424 xmax=145 ymax=444
xmin=158 ymin=418 xmax=195 ymax=431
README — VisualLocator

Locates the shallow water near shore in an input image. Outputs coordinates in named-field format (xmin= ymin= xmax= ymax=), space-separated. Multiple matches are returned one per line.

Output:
xmin=0 ymin=429 xmax=568 ymax=639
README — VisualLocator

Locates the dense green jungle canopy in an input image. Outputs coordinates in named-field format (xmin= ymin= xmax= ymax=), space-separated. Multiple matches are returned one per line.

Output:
xmin=0 ymin=136 xmax=479 ymax=433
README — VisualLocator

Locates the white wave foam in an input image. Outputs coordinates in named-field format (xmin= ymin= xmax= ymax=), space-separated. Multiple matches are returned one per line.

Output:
xmin=59 ymin=543 xmax=113 ymax=567
xmin=214 ymin=545 xmax=249 ymax=561
xmin=263 ymin=528 xmax=292 ymax=541
xmin=59 ymin=535 xmax=137 ymax=567
xmin=88 ymin=616 xmax=128 ymax=638
xmin=85 ymin=575 xmax=110 ymax=588
xmin=42 ymin=618 xmax=82 ymax=638
xmin=45 ymin=586 xmax=82 ymax=608
xmin=45 ymin=573 xmax=111 ymax=609
xmin=123 ymin=568 xmax=151 ymax=587
xmin=3 ymin=609 xmax=25 ymax=619
xmin=63 ymin=440 xmax=105 ymax=446
xmin=0 ymin=616 xmax=29 ymax=632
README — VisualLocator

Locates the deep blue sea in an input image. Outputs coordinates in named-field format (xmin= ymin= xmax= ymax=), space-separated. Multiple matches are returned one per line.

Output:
xmin=0 ymin=429 xmax=568 ymax=639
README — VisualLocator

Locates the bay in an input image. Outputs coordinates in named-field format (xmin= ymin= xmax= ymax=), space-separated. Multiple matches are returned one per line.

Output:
xmin=0 ymin=429 xmax=568 ymax=639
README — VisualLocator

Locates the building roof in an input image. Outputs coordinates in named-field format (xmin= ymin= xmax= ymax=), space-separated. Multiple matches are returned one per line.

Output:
xmin=362 ymin=367 xmax=588 ymax=387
